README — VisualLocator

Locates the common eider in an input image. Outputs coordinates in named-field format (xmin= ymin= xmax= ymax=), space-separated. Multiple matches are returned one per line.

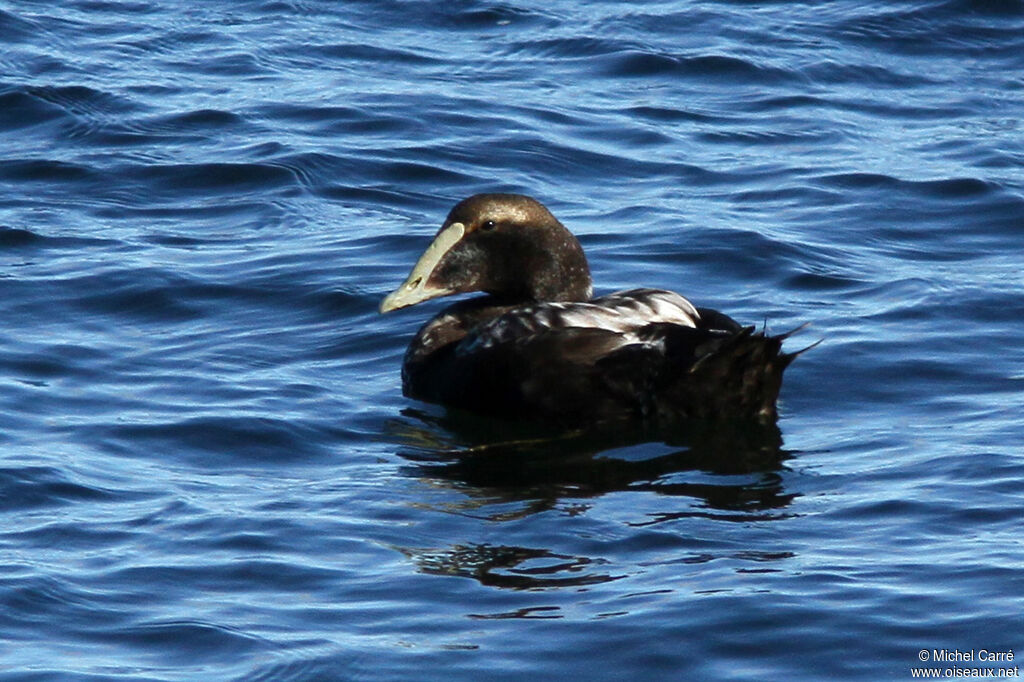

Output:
xmin=380 ymin=193 xmax=803 ymax=427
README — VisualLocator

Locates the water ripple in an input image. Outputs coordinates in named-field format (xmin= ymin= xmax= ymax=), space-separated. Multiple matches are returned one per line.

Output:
xmin=0 ymin=466 xmax=117 ymax=511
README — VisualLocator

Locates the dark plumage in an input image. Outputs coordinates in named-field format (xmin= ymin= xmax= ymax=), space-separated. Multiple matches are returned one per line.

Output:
xmin=380 ymin=193 xmax=803 ymax=427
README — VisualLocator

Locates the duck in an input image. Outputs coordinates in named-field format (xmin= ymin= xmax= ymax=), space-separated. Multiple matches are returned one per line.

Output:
xmin=380 ymin=193 xmax=803 ymax=427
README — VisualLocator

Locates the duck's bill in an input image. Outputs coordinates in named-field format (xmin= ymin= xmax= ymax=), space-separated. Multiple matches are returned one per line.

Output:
xmin=379 ymin=221 xmax=465 ymax=313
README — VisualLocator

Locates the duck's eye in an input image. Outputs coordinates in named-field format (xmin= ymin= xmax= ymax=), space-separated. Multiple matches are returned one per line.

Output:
xmin=480 ymin=220 xmax=497 ymax=232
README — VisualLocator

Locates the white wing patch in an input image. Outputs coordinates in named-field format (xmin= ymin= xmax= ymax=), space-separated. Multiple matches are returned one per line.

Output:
xmin=473 ymin=288 xmax=700 ymax=349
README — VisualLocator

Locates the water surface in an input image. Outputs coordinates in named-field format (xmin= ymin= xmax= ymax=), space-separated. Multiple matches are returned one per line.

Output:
xmin=1 ymin=1 xmax=1023 ymax=680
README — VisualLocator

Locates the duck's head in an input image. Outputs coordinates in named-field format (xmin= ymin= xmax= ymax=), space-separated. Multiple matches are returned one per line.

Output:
xmin=380 ymin=193 xmax=593 ymax=313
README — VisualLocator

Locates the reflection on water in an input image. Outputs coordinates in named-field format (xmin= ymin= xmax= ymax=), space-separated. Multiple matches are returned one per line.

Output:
xmin=386 ymin=408 xmax=798 ymax=592
xmin=390 ymin=408 xmax=794 ymax=508
xmin=400 ymin=544 xmax=622 ymax=591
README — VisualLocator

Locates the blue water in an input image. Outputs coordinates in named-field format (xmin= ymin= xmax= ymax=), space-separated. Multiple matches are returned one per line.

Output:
xmin=2 ymin=1 xmax=1023 ymax=680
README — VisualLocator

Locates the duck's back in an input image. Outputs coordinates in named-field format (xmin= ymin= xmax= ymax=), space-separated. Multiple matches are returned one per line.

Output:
xmin=401 ymin=289 xmax=793 ymax=426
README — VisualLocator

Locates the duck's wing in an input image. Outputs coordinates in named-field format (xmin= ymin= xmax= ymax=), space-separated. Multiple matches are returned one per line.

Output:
xmin=468 ymin=288 xmax=702 ymax=349
xmin=412 ymin=290 xmax=695 ymax=421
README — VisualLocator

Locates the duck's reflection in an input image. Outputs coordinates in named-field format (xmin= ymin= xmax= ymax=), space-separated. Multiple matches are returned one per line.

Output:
xmin=386 ymin=408 xmax=799 ymax=594
xmin=398 ymin=543 xmax=622 ymax=591
xmin=392 ymin=408 xmax=795 ymax=515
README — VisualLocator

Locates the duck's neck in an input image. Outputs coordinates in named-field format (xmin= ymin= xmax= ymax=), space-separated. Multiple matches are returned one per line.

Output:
xmin=517 ymin=225 xmax=593 ymax=303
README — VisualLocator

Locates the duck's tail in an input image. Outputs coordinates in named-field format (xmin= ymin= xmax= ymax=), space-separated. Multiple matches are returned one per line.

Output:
xmin=654 ymin=324 xmax=817 ymax=424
